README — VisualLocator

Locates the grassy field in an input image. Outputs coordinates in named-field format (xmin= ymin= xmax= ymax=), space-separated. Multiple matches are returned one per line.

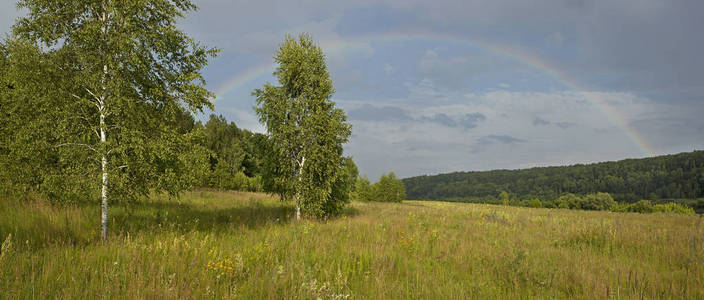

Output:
xmin=1 ymin=190 xmax=703 ymax=299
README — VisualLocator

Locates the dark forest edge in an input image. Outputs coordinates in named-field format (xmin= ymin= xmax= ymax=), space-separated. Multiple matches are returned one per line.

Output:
xmin=403 ymin=150 xmax=704 ymax=213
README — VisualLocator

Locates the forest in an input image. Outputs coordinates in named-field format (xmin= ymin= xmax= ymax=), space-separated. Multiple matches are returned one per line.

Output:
xmin=403 ymin=150 xmax=704 ymax=206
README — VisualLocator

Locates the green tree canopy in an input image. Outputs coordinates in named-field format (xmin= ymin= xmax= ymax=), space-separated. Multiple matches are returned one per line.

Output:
xmin=582 ymin=192 xmax=616 ymax=211
xmin=499 ymin=191 xmax=510 ymax=205
xmin=371 ymin=172 xmax=406 ymax=203
xmin=352 ymin=176 xmax=373 ymax=202
xmin=3 ymin=0 xmax=217 ymax=240
xmin=253 ymin=34 xmax=352 ymax=219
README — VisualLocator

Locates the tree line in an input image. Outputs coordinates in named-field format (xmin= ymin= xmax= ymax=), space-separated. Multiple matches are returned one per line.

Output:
xmin=498 ymin=191 xmax=694 ymax=214
xmin=403 ymin=150 xmax=704 ymax=206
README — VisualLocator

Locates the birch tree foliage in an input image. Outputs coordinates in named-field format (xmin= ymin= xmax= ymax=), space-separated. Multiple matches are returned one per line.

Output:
xmin=3 ymin=0 xmax=216 ymax=238
xmin=371 ymin=172 xmax=406 ymax=203
xmin=0 ymin=39 xmax=71 ymax=196
xmin=254 ymin=34 xmax=353 ymax=219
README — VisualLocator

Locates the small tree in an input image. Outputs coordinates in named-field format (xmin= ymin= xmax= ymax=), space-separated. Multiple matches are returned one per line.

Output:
xmin=499 ymin=191 xmax=510 ymax=206
xmin=556 ymin=193 xmax=581 ymax=209
xmin=527 ymin=198 xmax=543 ymax=208
xmin=352 ymin=176 xmax=373 ymax=202
xmin=7 ymin=0 xmax=217 ymax=241
xmin=371 ymin=172 xmax=406 ymax=202
xmin=254 ymin=34 xmax=352 ymax=219
xmin=582 ymin=192 xmax=616 ymax=211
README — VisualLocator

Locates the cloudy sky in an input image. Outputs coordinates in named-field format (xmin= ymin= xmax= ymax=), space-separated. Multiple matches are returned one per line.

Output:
xmin=3 ymin=1 xmax=703 ymax=180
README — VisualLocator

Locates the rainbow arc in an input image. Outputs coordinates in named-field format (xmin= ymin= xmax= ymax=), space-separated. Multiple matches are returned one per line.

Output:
xmin=213 ymin=32 xmax=654 ymax=157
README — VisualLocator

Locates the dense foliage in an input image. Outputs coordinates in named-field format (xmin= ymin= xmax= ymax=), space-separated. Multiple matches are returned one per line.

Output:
xmin=612 ymin=200 xmax=695 ymax=214
xmin=351 ymin=176 xmax=373 ymax=202
xmin=253 ymin=34 xmax=353 ymax=219
xmin=403 ymin=151 xmax=704 ymax=204
xmin=1 ymin=0 xmax=216 ymax=207
xmin=1 ymin=0 xmax=220 ymax=240
xmin=352 ymin=172 xmax=406 ymax=202
xmin=193 ymin=114 xmax=267 ymax=192
xmin=372 ymin=172 xmax=406 ymax=203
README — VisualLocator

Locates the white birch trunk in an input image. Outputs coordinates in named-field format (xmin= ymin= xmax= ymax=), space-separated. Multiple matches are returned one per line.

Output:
xmin=295 ymin=199 xmax=301 ymax=220
xmin=99 ymin=5 xmax=109 ymax=241
xmin=295 ymin=156 xmax=306 ymax=220
xmin=100 ymin=111 xmax=108 ymax=242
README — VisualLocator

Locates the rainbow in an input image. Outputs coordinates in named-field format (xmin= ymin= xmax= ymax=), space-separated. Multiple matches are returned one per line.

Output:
xmin=213 ymin=31 xmax=655 ymax=156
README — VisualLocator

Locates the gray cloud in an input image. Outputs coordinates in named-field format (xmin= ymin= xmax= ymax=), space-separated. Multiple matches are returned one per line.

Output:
xmin=420 ymin=112 xmax=486 ymax=129
xmin=421 ymin=113 xmax=455 ymax=127
xmin=555 ymin=122 xmax=576 ymax=129
xmin=347 ymin=104 xmax=412 ymax=122
xmin=533 ymin=117 xmax=551 ymax=126
xmin=533 ymin=117 xmax=576 ymax=129
xmin=470 ymin=134 xmax=526 ymax=154
xmin=478 ymin=134 xmax=526 ymax=145
xmin=349 ymin=104 xmax=486 ymax=129
xmin=458 ymin=113 xmax=487 ymax=129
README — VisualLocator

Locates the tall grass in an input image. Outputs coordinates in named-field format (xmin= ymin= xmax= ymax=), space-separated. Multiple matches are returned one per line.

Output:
xmin=1 ymin=190 xmax=702 ymax=298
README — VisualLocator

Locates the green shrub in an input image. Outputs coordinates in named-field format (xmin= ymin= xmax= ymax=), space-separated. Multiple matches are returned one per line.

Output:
xmin=528 ymin=198 xmax=542 ymax=208
xmin=610 ymin=200 xmax=694 ymax=215
xmin=581 ymin=192 xmax=616 ymax=211
xmin=610 ymin=202 xmax=631 ymax=213
xmin=247 ymin=175 xmax=263 ymax=192
xmin=556 ymin=193 xmax=581 ymax=209
xmin=628 ymin=200 xmax=654 ymax=213
xmin=652 ymin=202 xmax=695 ymax=214
xmin=499 ymin=191 xmax=510 ymax=206
xmin=232 ymin=172 xmax=249 ymax=191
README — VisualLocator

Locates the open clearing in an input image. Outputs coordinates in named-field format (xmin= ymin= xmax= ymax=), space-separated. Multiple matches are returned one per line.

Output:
xmin=1 ymin=190 xmax=702 ymax=298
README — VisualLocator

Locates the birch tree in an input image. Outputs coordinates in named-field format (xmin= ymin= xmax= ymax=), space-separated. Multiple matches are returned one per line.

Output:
xmin=254 ymin=34 xmax=352 ymax=219
xmin=7 ymin=0 xmax=217 ymax=241
xmin=371 ymin=172 xmax=406 ymax=202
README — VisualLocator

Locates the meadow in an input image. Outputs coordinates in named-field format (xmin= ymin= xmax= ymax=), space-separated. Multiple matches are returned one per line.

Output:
xmin=1 ymin=190 xmax=703 ymax=299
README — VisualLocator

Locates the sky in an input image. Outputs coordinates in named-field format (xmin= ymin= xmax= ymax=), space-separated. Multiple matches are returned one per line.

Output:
xmin=2 ymin=0 xmax=704 ymax=180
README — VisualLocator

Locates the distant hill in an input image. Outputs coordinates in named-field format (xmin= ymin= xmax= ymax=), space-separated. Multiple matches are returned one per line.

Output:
xmin=402 ymin=151 xmax=704 ymax=203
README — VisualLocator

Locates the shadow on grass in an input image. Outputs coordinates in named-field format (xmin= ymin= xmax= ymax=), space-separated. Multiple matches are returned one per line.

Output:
xmin=111 ymin=199 xmax=296 ymax=235
xmin=111 ymin=198 xmax=363 ymax=236
xmin=340 ymin=205 xmax=361 ymax=218
xmin=1 ymin=191 xmax=364 ymax=250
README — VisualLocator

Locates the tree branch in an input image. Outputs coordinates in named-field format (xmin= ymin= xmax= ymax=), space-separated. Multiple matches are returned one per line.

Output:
xmin=83 ymin=87 xmax=101 ymax=104
xmin=55 ymin=142 xmax=98 ymax=153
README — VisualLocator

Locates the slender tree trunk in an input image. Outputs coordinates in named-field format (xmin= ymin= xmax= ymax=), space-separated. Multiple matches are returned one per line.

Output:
xmin=295 ymin=197 xmax=301 ymax=220
xmin=295 ymin=156 xmax=306 ymax=220
xmin=100 ymin=113 xmax=108 ymax=242
xmin=99 ymin=4 xmax=109 ymax=242
xmin=99 ymin=65 xmax=108 ymax=242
